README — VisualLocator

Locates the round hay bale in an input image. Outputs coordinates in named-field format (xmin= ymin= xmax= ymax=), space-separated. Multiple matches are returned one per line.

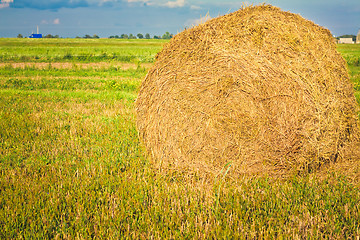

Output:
xmin=136 ymin=5 xmax=360 ymax=176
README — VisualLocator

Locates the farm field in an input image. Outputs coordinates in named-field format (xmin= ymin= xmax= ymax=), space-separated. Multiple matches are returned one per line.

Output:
xmin=337 ymin=44 xmax=360 ymax=106
xmin=0 ymin=38 xmax=359 ymax=238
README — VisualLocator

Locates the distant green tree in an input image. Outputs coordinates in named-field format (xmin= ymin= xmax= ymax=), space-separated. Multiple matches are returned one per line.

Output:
xmin=84 ymin=34 xmax=92 ymax=39
xmin=115 ymin=35 xmax=119 ymax=39
xmin=145 ymin=33 xmax=150 ymax=39
xmin=17 ymin=34 xmax=23 ymax=38
xmin=109 ymin=35 xmax=115 ymax=39
xmin=129 ymin=34 xmax=136 ymax=39
xmin=93 ymin=34 xmax=100 ymax=39
xmin=44 ymin=34 xmax=59 ymax=38
xmin=162 ymin=32 xmax=173 ymax=39
xmin=121 ymin=34 xmax=128 ymax=39
xmin=153 ymin=35 xmax=160 ymax=39
xmin=137 ymin=33 xmax=144 ymax=39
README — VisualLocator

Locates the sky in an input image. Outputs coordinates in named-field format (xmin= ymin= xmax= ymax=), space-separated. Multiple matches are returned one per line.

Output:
xmin=0 ymin=0 xmax=359 ymax=38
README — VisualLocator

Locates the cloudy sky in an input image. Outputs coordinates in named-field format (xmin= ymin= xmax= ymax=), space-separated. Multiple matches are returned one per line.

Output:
xmin=0 ymin=0 xmax=359 ymax=38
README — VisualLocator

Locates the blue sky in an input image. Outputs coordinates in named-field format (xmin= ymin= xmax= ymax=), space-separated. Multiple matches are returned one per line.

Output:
xmin=0 ymin=0 xmax=359 ymax=38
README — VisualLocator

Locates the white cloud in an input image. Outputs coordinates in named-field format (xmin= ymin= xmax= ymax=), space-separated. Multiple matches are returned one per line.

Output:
xmin=41 ymin=18 xmax=60 ymax=25
xmin=126 ymin=0 xmax=150 ymax=6
xmin=164 ymin=0 xmax=185 ymax=8
xmin=190 ymin=5 xmax=200 ymax=10
xmin=0 ymin=0 xmax=13 ymax=8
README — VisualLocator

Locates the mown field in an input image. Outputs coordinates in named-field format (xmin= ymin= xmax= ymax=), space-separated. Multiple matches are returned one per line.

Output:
xmin=0 ymin=38 xmax=359 ymax=239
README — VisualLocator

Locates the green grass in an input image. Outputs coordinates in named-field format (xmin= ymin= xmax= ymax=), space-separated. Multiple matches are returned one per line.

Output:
xmin=0 ymin=38 xmax=166 ymax=63
xmin=337 ymin=44 xmax=360 ymax=104
xmin=337 ymin=44 xmax=360 ymax=66
xmin=0 ymin=38 xmax=359 ymax=239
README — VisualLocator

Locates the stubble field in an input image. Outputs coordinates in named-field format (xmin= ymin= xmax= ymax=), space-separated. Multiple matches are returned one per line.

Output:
xmin=0 ymin=38 xmax=359 ymax=239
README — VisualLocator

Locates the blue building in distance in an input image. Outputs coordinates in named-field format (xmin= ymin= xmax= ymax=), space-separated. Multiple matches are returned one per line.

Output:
xmin=29 ymin=33 xmax=42 ymax=38
xmin=29 ymin=26 xmax=42 ymax=38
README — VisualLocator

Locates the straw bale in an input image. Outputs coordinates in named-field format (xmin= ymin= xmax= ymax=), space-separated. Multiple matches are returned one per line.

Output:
xmin=136 ymin=5 xmax=360 ymax=177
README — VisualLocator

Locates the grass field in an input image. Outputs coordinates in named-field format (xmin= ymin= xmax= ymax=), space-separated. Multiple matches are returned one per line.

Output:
xmin=0 ymin=38 xmax=359 ymax=239
xmin=0 ymin=38 xmax=166 ymax=63
xmin=337 ymin=44 xmax=360 ymax=106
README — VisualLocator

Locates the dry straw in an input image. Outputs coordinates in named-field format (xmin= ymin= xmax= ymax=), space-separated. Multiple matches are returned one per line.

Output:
xmin=136 ymin=5 xmax=360 ymax=178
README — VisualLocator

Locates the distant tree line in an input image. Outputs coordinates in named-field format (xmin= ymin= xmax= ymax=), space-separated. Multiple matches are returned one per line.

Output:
xmin=109 ymin=32 xmax=173 ymax=39
xmin=44 ymin=34 xmax=60 ymax=38
xmin=17 ymin=33 xmax=60 ymax=38
xmin=76 ymin=34 xmax=100 ymax=39
xmin=15 ymin=32 xmax=357 ymax=41
xmin=16 ymin=31 xmax=174 ymax=39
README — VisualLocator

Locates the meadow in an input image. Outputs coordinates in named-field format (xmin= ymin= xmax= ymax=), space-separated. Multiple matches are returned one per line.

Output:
xmin=0 ymin=38 xmax=359 ymax=239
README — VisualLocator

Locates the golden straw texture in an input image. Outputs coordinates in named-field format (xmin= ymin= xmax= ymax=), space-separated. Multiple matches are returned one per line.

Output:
xmin=136 ymin=5 xmax=360 ymax=177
